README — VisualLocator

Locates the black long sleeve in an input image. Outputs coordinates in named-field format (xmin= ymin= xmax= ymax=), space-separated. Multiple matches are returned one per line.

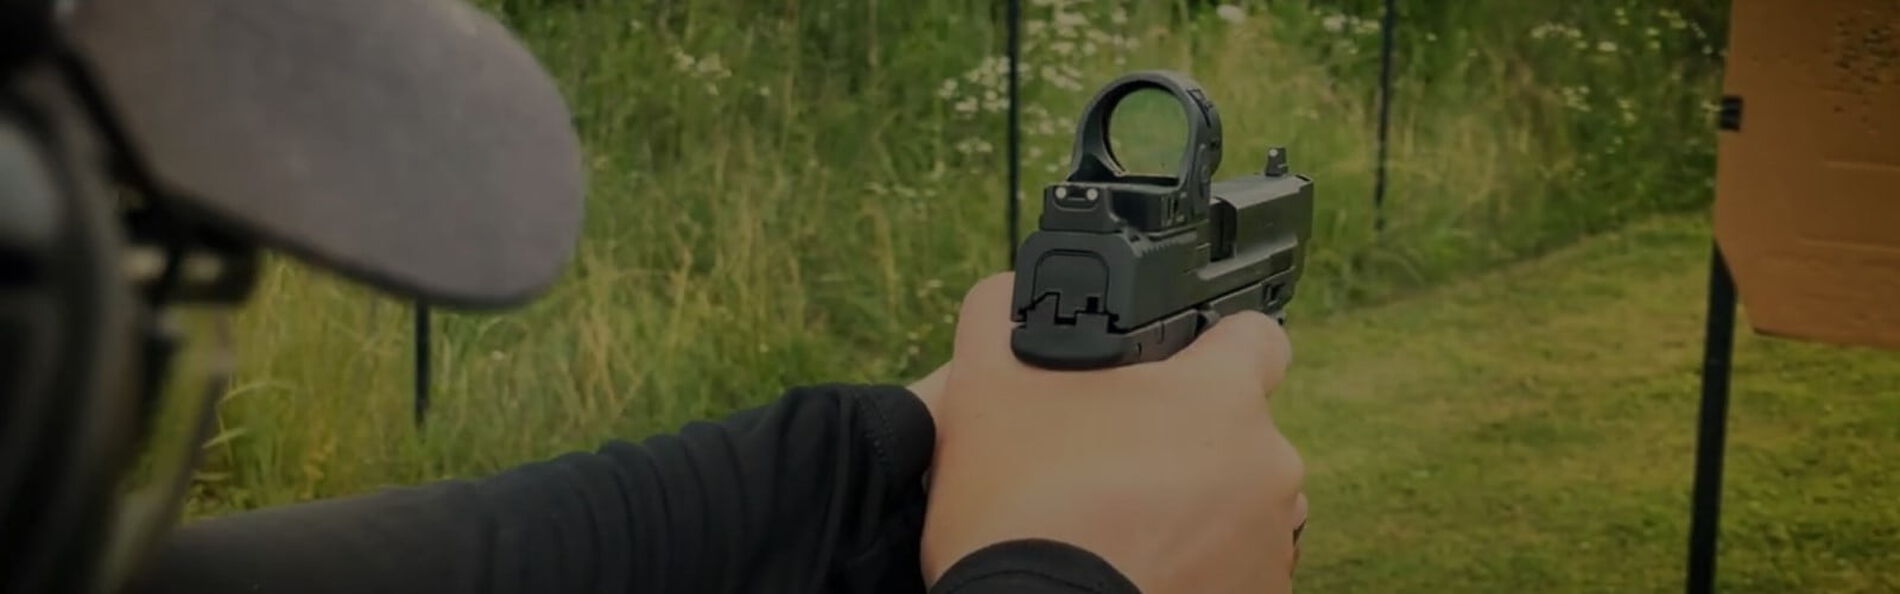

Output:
xmin=127 ymin=383 xmax=1143 ymax=594
xmin=933 ymin=540 xmax=1141 ymax=594
xmin=129 ymin=384 xmax=934 ymax=594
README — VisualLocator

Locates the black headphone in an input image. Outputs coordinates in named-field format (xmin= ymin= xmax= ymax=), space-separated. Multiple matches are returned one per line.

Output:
xmin=1 ymin=1 xmax=585 ymax=588
xmin=1 ymin=65 xmax=144 ymax=594
xmin=2 ymin=32 xmax=256 ymax=591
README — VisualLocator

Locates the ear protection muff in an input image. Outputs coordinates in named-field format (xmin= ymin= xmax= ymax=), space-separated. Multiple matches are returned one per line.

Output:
xmin=0 ymin=62 xmax=144 ymax=594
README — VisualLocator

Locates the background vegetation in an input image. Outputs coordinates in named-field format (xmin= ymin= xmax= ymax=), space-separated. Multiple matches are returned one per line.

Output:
xmin=182 ymin=0 xmax=1900 ymax=591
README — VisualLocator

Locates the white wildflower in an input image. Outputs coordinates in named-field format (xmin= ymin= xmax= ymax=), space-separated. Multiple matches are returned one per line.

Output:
xmin=1053 ymin=11 xmax=1087 ymax=30
xmin=1321 ymin=14 xmax=1346 ymax=33
xmin=938 ymin=79 xmax=958 ymax=100
xmin=1110 ymin=7 xmax=1128 ymax=25
xmin=1215 ymin=4 xmax=1246 ymax=24
xmin=1560 ymin=86 xmax=1592 ymax=112
xmin=1661 ymin=8 xmax=1688 ymax=30
xmin=1597 ymin=41 xmax=1618 ymax=53
xmin=954 ymin=138 xmax=994 ymax=155
xmin=954 ymin=98 xmax=978 ymax=114
xmin=697 ymin=54 xmax=731 ymax=79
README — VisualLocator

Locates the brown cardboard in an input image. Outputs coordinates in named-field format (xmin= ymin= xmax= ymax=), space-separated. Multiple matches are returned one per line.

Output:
xmin=1715 ymin=0 xmax=1900 ymax=350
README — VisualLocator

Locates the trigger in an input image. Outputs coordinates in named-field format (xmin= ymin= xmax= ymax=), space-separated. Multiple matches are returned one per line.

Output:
xmin=1196 ymin=308 xmax=1222 ymax=333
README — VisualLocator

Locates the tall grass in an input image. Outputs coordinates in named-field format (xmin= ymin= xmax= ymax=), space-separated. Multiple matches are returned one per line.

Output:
xmin=187 ymin=0 xmax=1728 ymax=514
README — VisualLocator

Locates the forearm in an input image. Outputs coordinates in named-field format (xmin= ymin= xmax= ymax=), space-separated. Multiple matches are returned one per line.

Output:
xmin=126 ymin=384 xmax=934 ymax=594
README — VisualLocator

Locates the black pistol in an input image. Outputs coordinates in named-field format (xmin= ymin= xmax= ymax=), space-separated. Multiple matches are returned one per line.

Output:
xmin=1010 ymin=70 xmax=1315 ymax=370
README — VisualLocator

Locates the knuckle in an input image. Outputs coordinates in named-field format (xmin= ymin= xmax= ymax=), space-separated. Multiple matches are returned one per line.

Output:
xmin=1207 ymin=313 xmax=1290 ymax=362
xmin=965 ymin=272 xmax=1014 ymax=303
xmin=957 ymin=273 xmax=1015 ymax=318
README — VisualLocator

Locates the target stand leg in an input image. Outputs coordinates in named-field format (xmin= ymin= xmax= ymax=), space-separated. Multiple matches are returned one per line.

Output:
xmin=1685 ymin=244 xmax=1737 ymax=594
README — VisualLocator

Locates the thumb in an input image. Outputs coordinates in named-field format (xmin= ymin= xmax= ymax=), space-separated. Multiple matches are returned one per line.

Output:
xmin=1175 ymin=310 xmax=1292 ymax=395
xmin=951 ymin=273 xmax=1018 ymax=365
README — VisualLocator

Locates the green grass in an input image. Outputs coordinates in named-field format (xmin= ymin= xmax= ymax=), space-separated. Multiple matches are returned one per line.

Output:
xmin=169 ymin=1 xmax=1900 ymax=590
xmin=1280 ymin=215 xmax=1900 ymax=593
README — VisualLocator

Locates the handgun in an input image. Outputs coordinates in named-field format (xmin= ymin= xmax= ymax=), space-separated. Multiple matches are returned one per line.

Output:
xmin=1010 ymin=70 xmax=1315 ymax=370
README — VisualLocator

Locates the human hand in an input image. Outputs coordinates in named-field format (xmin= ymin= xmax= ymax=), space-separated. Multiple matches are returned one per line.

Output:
xmin=921 ymin=273 xmax=1305 ymax=593
xmin=907 ymin=360 xmax=952 ymax=418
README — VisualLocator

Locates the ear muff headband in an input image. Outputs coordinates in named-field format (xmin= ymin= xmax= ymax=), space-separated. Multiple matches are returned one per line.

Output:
xmin=0 ymin=66 xmax=141 ymax=594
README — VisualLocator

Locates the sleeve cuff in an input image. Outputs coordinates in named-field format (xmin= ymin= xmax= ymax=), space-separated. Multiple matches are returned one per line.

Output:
xmin=849 ymin=384 xmax=938 ymax=486
xmin=932 ymin=539 xmax=1142 ymax=594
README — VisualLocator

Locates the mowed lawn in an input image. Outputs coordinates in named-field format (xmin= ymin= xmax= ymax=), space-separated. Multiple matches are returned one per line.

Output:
xmin=1279 ymin=214 xmax=1900 ymax=593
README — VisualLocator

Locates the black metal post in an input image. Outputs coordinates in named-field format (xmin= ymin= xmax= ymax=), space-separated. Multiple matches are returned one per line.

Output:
xmin=414 ymin=301 xmax=431 ymax=426
xmin=1372 ymin=0 xmax=1395 ymax=235
xmin=1005 ymin=0 xmax=1022 ymax=268
xmin=1686 ymin=244 xmax=1737 ymax=594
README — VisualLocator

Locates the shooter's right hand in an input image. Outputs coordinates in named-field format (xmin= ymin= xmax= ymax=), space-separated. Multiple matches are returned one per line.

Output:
xmin=921 ymin=273 xmax=1307 ymax=594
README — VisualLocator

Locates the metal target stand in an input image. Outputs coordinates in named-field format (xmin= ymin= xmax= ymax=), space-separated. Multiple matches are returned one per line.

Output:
xmin=414 ymin=302 xmax=430 ymax=426
xmin=1686 ymin=247 xmax=1737 ymax=594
